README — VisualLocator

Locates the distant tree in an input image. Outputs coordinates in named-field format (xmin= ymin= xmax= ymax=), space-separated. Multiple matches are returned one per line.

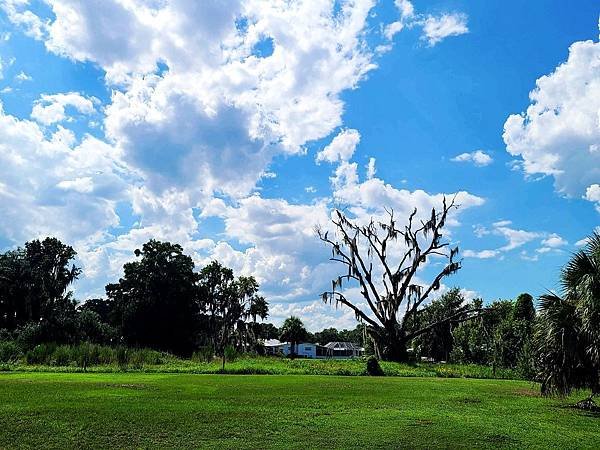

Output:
xmin=314 ymin=327 xmax=340 ymax=345
xmin=254 ymin=322 xmax=279 ymax=340
xmin=78 ymin=298 xmax=114 ymax=325
xmin=536 ymin=232 xmax=600 ymax=407
xmin=248 ymin=295 xmax=269 ymax=324
xmin=106 ymin=240 xmax=199 ymax=356
xmin=279 ymin=316 xmax=308 ymax=357
xmin=513 ymin=293 xmax=535 ymax=323
xmin=197 ymin=262 xmax=266 ymax=367
xmin=0 ymin=237 xmax=80 ymax=331
xmin=318 ymin=198 xmax=480 ymax=361
xmin=412 ymin=288 xmax=468 ymax=361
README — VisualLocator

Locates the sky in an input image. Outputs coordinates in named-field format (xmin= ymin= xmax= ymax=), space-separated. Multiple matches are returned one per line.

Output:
xmin=0 ymin=0 xmax=598 ymax=331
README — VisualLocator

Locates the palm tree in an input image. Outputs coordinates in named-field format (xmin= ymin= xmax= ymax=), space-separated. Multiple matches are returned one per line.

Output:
xmin=279 ymin=316 xmax=308 ymax=358
xmin=536 ymin=232 xmax=600 ymax=408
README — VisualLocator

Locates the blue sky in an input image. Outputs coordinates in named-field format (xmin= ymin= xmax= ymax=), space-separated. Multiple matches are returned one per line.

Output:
xmin=0 ymin=0 xmax=598 ymax=330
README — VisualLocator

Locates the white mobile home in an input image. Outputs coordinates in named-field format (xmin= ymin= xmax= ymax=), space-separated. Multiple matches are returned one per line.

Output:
xmin=263 ymin=339 xmax=364 ymax=359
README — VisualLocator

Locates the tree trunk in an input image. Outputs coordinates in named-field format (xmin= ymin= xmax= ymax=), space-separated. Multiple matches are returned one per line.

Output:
xmin=369 ymin=325 xmax=409 ymax=362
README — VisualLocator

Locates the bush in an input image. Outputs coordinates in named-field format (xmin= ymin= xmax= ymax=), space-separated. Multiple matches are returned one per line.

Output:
xmin=53 ymin=345 xmax=72 ymax=366
xmin=116 ymin=346 xmax=129 ymax=370
xmin=192 ymin=346 xmax=214 ymax=363
xmin=26 ymin=344 xmax=56 ymax=365
xmin=0 ymin=340 xmax=22 ymax=363
xmin=224 ymin=345 xmax=238 ymax=363
xmin=366 ymin=356 xmax=384 ymax=376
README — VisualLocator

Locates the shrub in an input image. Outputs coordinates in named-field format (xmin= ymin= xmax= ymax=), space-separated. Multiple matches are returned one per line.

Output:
xmin=366 ymin=356 xmax=384 ymax=376
xmin=53 ymin=345 xmax=72 ymax=366
xmin=116 ymin=346 xmax=129 ymax=370
xmin=0 ymin=341 xmax=22 ymax=363
xmin=26 ymin=343 xmax=56 ymax=365
xmin=224 ymin=345 xmax=238 ymax=363
xmin=192 ymin=346 xmax=214 ymax=363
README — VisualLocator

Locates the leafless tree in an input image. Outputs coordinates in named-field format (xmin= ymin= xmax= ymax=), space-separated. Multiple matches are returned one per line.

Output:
xmin=317 ymin=197 xmax=480 ymax=361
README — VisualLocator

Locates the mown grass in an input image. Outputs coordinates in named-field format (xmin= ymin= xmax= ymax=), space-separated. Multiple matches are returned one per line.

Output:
xmin=0 ymin=372 xmax=598 ymax=449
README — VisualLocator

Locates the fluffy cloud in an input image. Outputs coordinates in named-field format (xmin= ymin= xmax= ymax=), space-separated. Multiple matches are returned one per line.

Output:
xmin=31 ymin=92 xmax=97 ymax=125
xmin=316 ymin=128 xmax=361 ymax=163
xmin=503 ymin=31 xmax=600 ymax=206
xmin=0 ymin=103 xmax=132 ymax=245
xmin=462 ymin=249 xmax=499 ymax=259
xmin=420 ymin=13 xmax=468 ymax=46
xmin=385 ymin=1 xmax=468 ymax=47
xmin=451 ymin=150 xmax=493 ymax=167
xmin=464 ymin=221 xmax=567 ymax=260
xmin=0 ymin=0 xmax=478 ymax=329
xmin=585 ymin=184 xmax=600 ymax=212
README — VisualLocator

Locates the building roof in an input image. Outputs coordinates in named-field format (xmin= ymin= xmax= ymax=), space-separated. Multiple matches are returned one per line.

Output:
xmin=324 ymin=341 xmax=362 ymax=350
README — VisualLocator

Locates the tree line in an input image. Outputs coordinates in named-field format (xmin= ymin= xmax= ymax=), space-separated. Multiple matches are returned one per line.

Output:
xmin=0 ymin=238 xmax=270 ymax=357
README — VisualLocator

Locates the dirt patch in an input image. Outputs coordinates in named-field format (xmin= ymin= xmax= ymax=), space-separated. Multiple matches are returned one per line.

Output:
xmin=413 ymin=419 xmax=434 ymax=427
xmin=514 ymin=388 xmax=540 ymax=397
xmin=103 ymin=383 xmax=150 ymax=390
xmin=455 ymin=397 xmax=482 ymax=404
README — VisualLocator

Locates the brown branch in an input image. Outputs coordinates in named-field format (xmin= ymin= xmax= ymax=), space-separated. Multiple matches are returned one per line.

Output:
xmin=405 ymin=307 xmax=484 ymax=341
xmin=322 ymin=291 xmax=380 ymax=329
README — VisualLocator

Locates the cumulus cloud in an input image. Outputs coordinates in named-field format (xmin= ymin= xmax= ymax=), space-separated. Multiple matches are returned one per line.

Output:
xmin=0 ymin=0 xmax=477 ymax=328
xmin=503 ymin=31 xmax=600 ymax=207
xmin=420 ymin=13 xmax=468 ymax=46
xmin=316 ymin=128 xmax=361 ymax=164
xmin=585 ymin=184 xmax=600 ymax=212
xmin=384 ymin=1 xmax=468 ymax=47
xmin=31 ymin=92 xmax=97 ymax=125
xmin=451 ymin=150 xmax=493 ymax=167
xmin=0 ymin=104 xmax=133 ymax=245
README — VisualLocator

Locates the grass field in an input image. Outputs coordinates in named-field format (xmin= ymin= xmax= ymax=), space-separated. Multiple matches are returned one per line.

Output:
xmin=1 ymin=349 xmax=518 ymax=379
xmin=0 ymin=373 xmax=598 ymax=449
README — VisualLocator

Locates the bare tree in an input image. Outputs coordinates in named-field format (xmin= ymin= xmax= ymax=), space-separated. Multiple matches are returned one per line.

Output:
xmin=317 ymin=197 xmax=479 ymax=361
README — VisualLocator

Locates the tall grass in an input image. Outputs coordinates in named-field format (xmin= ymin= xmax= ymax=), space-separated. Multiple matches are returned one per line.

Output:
xmin=0 ymin=341 xmax=521 ymax=380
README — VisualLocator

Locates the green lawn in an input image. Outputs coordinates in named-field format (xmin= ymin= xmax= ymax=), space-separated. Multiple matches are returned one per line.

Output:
xmin=0 ymin=373 xmax=598 ymax=449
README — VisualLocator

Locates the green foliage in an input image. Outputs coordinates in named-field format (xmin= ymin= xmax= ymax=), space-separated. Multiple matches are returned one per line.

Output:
xmin=116 ymin=346 xmax=129 ymax=370
xmin=279 ymin=316 xmax=308 ymax=356
xmin=412 ymin=288 xmax=468 ymax=361
xmin=366 ymin=356 xmax=384 ymax=376
xmin=0 ymin=341 xmax=21 ymax=363
xmin=536 ymin=232 xmax=600 ymax=398
xmin=192 ymin=346 xmax=214 ymax=363
xmin=106 ymin=240 xmax=200 ymax=356
xmin=0 ymin=238 xmax=80 ymax=333
xmin=224 ymin=345 xmax=237 ymax=363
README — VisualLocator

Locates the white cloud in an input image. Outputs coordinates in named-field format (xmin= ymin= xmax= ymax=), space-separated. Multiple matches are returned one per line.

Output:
xmin=541 ymin=233 xmax=568 ymax=248
xmin=56 ymin=177 xmax=94 ymax=194
xmin=366 ymin=157 xmax=376 ymax=179
xmin=464 ymin=221 xmax=566 ymax=260
xmin=585 ymin=184 xmax=600 ymax=212
xmin=31 ymin=92 xmax=97 ymax=126
xmin=305 ymin=186 xmax=316 ymax=193
xmin=385 ymin=1 xmax=468 ymax=47
xmin=0 ymin=105 xmax=133 ymax=245
xmin=15 ymin=71 xmax=31 ymax=82
xmin=395 ymin=0 xmax=415 ymax=20
xmin=451 ymin=150 xmax=493 ymax=167
xmin=0 ymin=0 xmax=46 ymax=39
xmin=503 ymin=31 xmax=600 ymax=206
xmin=316 ymin=128 xmax=361 ymax=164
xmin=420 ymin=13 xmax=469 ymax=46
xmin=462 ymin=249 xmax=499 ymax=259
